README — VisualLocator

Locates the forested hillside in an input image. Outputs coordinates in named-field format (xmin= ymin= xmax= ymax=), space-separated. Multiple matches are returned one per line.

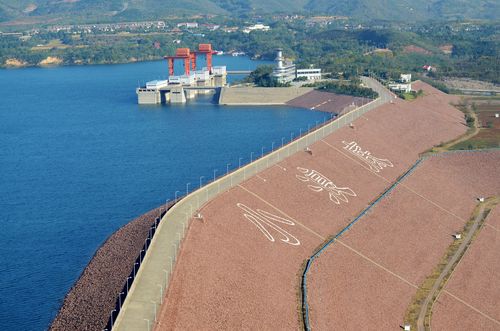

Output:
xmin=0 ymin=0 xmax=498 ymax=23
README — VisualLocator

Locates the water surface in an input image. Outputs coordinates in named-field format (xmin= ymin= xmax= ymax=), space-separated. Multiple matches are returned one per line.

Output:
xmin=0 ymin=57 xmax=326 ymax=330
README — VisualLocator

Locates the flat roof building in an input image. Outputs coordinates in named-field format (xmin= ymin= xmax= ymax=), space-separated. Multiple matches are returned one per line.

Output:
xmin=297 ymin=68 xmax=322 ymax=81
xmin=272 ymin=49 xmax=296 ymax=84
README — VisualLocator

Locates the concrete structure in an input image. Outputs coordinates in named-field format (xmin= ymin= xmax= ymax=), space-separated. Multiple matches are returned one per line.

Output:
xmin=115 ymin=77 xmax=388 ymax=331
xmin=388 ymin=83 xmax=412 ymax=93
xmin=297 ymin=68 xmax=322 ymax=81
xmin=219 ymin=87 xmax=312 ymax=106
xmin=137 ymin=44 xmax=227 ymax=105
xmin=273 ymin=49 xmax=296 ymax=84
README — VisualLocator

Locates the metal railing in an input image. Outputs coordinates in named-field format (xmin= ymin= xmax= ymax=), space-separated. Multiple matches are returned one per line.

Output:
xmin=113 ymin=92 xmax=384 ymax=331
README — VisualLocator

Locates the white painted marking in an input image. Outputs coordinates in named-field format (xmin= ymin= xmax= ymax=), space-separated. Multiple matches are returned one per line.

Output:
xmin=275 ymin=164 xmax=287 ymax=171
xmin=341 ymin=141 xmax=394 ymax=173
xmin=256 ymin=174 xmax=267 ymax=182
xmin=236 ymin=203 xmax=300 ymax=245
xmin=296 ymin=167 xmax=357 ymax=204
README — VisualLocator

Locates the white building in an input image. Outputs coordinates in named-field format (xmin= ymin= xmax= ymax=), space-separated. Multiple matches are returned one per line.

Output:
xmin=168 ymin=74 xmax=196 ymax=85
xmin=243 ymin=24 xmax=270 ymax=33
xmin=272 ymin=49 xmax=296 ymax=84
xmin=297 ymin=68 xmax=322 ymax=81
xmin=388 ymin=83 xmax=412 ymax=93
xmin=400 ymin=74 xmax=412 ymax=83
xmin=146 ymin=80 xmax=169 ymax=89
xmin=177 ymin=22 xmax=198 ymax=29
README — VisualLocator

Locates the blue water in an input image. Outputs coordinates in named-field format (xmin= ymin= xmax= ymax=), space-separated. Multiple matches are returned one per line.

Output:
xmin=0 ymin=57 xmax=326 ymax=330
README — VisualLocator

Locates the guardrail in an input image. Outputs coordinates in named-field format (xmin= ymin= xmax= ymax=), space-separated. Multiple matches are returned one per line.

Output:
xmin=113 ymin=82 xmax=386 ymax=330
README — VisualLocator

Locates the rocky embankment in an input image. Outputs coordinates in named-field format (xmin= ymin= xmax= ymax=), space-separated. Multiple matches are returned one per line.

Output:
xmin=49 ymin=204 xmax=172 ymax=330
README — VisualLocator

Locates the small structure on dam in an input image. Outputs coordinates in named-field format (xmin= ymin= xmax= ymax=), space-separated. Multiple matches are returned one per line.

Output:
xmin=137 ymin=43 xmax=227 ymax=105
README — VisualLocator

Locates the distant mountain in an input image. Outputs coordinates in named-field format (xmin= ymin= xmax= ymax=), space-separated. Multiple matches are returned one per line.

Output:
xmin=0 ymin=0 xmax=498 ymax=23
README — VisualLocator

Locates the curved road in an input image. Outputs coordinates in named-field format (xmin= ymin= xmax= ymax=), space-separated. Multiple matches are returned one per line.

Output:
xmin=417 ymin=203 xmax=488 ymax=331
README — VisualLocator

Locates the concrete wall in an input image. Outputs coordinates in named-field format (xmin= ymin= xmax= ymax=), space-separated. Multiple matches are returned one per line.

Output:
xmin=137 ymin=89 xmax=161 ymax=105
xmin=219 ymin=87 xmax=313 ymax=106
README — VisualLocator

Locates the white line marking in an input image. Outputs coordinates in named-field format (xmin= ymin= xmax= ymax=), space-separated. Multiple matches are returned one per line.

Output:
xmin=296 ymin=167 xmax=357 ymax=204
xmin=274 ymin=163 xmax=287 ymax=171
xmin=442 ymin=290 xmax=500 ymax=326
xmin=236 ymin=203 xmax=300 ymax=245
xmin=256 ymin=174 xmax=267 ymax=182
xmin=238 ymin=184 xmax=325 ymax=240
xmin=342 ymin=141 xmax=394 ymax=173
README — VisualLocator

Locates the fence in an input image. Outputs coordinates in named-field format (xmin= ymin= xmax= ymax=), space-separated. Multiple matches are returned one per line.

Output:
xmin=113 ymin=79 xmax=387 ymax=331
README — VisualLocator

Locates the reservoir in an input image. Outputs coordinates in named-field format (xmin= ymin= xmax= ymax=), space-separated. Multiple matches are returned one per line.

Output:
xmin=0 ymin=56 xmax=326 ymax=330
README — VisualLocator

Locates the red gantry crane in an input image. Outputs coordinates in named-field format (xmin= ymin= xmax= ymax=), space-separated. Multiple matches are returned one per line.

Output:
xmin=164 ymin=48 xmax=192 ymax=76
xmin=164 ymin=44 xmax=217 ymax=76
xmin=193 ymin=43 xmax=217 ymax=73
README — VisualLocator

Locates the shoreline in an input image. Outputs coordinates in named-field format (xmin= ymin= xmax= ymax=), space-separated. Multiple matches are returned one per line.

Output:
xmin=49 ymin=203 xmax=173 ymax=330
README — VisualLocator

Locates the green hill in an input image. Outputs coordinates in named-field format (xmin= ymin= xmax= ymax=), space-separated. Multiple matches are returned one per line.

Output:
xmin=0 ymin=0 xmax=498 ymax=23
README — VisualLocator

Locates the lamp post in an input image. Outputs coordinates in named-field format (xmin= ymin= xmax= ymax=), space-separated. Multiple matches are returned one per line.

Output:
xmin=271 ymin=141 xmax=275 ymax=151
xmin=133 ymin=262 xmax=139 ymax=277
xmin=186 ymin=182 xmax=191 ymax=195
xmin=110 ymin=309 xmax=117 ymax=327
xmin=126 ymin=276 xmax=132 ymax=292
xmin=175 ymin=190 xmax=180 ymax=203
xmin=163 ymin=269 xmax=169 ymax=287
xmin=157 ymin=284 xmax=163 ymax=304
xmin=118 ymin=291 xmax=124 ymax=309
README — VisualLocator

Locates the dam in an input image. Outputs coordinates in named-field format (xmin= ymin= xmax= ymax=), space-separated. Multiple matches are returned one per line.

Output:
xmin=137 ymin=43 xmax=228 ymax=105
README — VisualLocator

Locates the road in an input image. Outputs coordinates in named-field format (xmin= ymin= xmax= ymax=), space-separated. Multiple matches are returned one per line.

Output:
xmin=417 ymin=203 xmax=488 ymax=331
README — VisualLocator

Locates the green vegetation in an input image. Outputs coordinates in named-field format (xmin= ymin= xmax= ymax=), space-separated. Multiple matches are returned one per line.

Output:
xmin=450 ymin=97 xmax=500 ymax=150
xmin=304 ymin=81 xmax=379 ymax=98
xmin=1 ymin=0 xmax=499 ymax=23
xmin=245 ymin=65 xmax=290 ymax=87
xmin=398 ymin=89 xmax=424 ymax=101
xmin=1 ymin=12 xmax=498 ymax=88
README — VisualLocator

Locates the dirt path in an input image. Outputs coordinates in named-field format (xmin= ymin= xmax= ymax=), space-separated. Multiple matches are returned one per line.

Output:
xmin=416 ymin=200 xmax=492 ymax=331
xmin=429 ymin=106 xmax=478 ymax=153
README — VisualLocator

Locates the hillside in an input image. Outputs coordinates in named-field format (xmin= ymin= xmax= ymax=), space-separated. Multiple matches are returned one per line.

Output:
xmin=0 ymin=0 xmax=498 ymax=23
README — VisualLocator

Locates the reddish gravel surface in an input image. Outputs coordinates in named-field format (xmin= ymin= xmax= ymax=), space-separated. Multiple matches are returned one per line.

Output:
xmin=487 ymin=201 xmax=500 ymax=229
xmin=50 ymin=205 xmax=169 ymax=331
xmin=155 ymin=82 xmax=484 ymax=330
xmin=308 ymin=243 xmax=416 ymax=330
xmin=157 ymin=187 xmax=322 ymax=330
xmin=432 ymin=206 xmax=500 ymax=330
xmin=403 ymin=151 xmax=500 ymax=220
xmin=308 ymin=151 xmax=500 ymax=330
xmin=286 ymin=90 xmax=370 ymax=113
xmin=431 ymin=292 xmax=499 ymax=331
